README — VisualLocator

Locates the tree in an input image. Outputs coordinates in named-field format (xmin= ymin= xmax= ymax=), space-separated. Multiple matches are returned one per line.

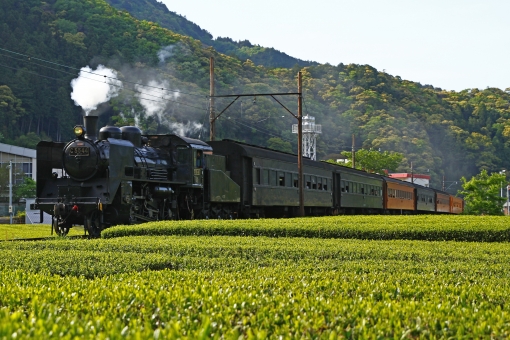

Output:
xmin=266 ymin=137 xmax=293 ymax=153
xmin=14 ymin=177 xmax=36 ymax=201
xmin=337 ymin=149 xmax=404 ymax=174
xmin=458 ymin=169 xmax=506 ymax=215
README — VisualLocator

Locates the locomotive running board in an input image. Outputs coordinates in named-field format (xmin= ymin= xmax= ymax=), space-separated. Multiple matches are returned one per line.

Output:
xmin=131 ymin=213 xmax=158 ymax=222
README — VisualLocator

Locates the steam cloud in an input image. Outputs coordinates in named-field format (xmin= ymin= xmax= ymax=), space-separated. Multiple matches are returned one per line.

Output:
xmin=70 ymin=65 xmax=122 ymax=115
xmin=157 ymin=45 xmax=175 ymax=64
xmin=70 ymin=45 xmax=205 ymax=138
xmin=134 ymin=80 xmax=179 ymax=121
xmin=168 ymin=122 xmax=204 ymax=136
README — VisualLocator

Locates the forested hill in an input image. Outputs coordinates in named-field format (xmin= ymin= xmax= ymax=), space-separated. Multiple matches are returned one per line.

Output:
xmin=105 ymin=0 xmax=317 ymax=68
xmin=1 ymin=0 xmax=510 ymax=190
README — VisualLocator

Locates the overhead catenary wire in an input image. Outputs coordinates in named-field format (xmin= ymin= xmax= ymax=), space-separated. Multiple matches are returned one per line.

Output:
xmin=222 ymin=116 xmax=295 ymax=144
xmin=0 ymin=59 xmax=207 ymax=111
xmin=0 ymin=46 xmax=205 ymax=98
xmin=0 ymin=46 xmax=309 ymax=141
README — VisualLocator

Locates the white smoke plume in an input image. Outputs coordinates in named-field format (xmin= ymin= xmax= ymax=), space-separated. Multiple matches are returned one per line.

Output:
xmin=168 ymin=121 xmax=203 ymax=137
xmin=70 ymin=65 xmax=122 ymax=115
xmin=135 ymin=80 xmax=179 ymax=121
xmin=157 ymin=45 xmax=175 ymax=64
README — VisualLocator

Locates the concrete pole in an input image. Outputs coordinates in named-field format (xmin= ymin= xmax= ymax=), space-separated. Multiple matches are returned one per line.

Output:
xmin=209 ymin=57 xmax=215 ymax=141
xmin=507 ymin=185 xmax=509 ymax=216
xmin=351 ymin=134 xmax=355 ymax=169
xmin=298 ymin=71 xmax=304 ymax=217
xmin=9 ymin=160 xmax=12 ymax=224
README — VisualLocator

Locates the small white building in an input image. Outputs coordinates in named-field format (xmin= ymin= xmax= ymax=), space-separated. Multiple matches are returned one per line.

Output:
xmin=25 ymin=198 xmax=52 ymax=224
xmin=0 ymin=142 xmax=37 ymax=181
xmin=0 ymin=143 xmax=37 ymax=217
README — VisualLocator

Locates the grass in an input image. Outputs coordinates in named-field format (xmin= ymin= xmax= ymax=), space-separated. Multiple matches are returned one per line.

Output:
xmin=0 ymin=224 xmax=85 ymax=240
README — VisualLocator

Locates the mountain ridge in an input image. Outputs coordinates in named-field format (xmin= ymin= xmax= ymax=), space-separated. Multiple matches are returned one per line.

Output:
xmin=106 ymin=0 xmax=318 ymax=68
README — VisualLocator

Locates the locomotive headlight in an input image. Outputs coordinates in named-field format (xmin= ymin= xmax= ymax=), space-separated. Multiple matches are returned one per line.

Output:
xmin=73 ymin=125 xmax=85 ymax=138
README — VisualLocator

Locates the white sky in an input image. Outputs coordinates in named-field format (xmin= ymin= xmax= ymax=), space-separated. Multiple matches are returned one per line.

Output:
xmin=160 ymin=0 xmax=510 ymax=92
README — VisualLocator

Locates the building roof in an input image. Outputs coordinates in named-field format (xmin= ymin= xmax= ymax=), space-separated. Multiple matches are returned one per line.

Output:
xmin=0 ymin=142 xmax=36 ymax=159
xmin=389 ymin=173 xmax=430 ymax=180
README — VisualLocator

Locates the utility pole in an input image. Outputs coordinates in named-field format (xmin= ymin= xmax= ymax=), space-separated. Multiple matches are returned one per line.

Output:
xmin=297 ymin=71 xmax=304 ymax=217
xmin=209 ymin=72 xmax=304 ymax=217
xmin=351 ymin=134 xmax=355 ymax=169
xmin=507 ymin=184 xmax=510 ymax=216
xmin=9 ymin=160 xmax=12 ymax=224
xmin=209 ymin=57 xmax=215 ymax=141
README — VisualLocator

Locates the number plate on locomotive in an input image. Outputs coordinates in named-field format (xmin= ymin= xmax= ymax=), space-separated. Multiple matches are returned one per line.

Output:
xmin=69 ymin=147 xmax=90 ymax=156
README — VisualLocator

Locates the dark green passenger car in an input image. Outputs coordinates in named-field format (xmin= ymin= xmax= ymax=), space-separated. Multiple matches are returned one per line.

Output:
xmin=208 ymin=140 xmax=333 ymax=218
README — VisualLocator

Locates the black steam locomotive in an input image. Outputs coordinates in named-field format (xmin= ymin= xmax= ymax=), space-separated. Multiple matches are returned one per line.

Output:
xmin=33 ymin=116 xmax=240 ymax=237
xmin=33 ymin=116 xmax=463 ymax=237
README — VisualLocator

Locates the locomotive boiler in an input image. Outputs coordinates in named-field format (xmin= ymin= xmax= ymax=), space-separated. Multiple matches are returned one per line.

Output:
xmin=32 ymin=116 xmax=240 ymax=237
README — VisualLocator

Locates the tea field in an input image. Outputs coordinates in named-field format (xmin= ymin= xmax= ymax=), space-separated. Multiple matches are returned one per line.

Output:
xmin=0 ymin=224 xmax=84 ymax=240
xmin=1 ymin=216 xmax=510 ymax=338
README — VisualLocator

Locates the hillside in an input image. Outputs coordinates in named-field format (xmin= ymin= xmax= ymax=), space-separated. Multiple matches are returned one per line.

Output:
xmin=1 ymin=0 xmax=510 ymax=190
xmin=105 ymin=0 xmax=317 ymax=68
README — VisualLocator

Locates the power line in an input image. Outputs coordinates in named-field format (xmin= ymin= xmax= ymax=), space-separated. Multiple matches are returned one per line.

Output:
xmin=0 ymin=60 xmax=207 ymax=111
xmin=0 ymin=46 xmax=205 ymax=98
xmin=222 ymin=116 xmax=294 ymax=143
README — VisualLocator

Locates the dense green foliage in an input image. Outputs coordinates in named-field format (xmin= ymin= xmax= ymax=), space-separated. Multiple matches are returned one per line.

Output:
xmin=14 ymin=177 xmax=36 ymax=201
xmin=327 ymin=148 xmax=404 ymax=174
xmin=459 ymin=169 xmax=507 ymax=215
xmin=2 ymin=0 xmax=510 ymax=189
xmin=1 ymin=230 xmax=510 ymax=337
xmin=101 ymin=215 xmax=510 ymax=242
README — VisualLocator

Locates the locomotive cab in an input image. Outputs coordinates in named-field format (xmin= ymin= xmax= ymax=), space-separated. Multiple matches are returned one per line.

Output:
xmin=170 ymin=136 xmax=212 ymax=187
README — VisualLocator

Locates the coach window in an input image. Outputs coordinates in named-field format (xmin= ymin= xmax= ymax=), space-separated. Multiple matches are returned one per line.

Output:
xmin=270 ymin=170 xmax=277 ymax=187
xmin=360 ymin=185 xmax=365 ymax=195
xmin=262 ymin=169 xmax=269 ymax=185
xmin=278 ymin=172 xmax=285 ymax=187
xmin=317 ymin=177 xmax=323 ymax=190
xmin=293 ymin=173 xmax=298 ymax=188
xmin=352 ymin=182 xmax=357 ymax=194
xmin=341 ymin=180 xmax=346 ymax=192
xmin=305 ymin=175 xmax=311 ymax=189
xmin=312 ymin=176 xmax=317 ymax=190
xmin=345 ymin=182 xmax=350 ymax=193
xmin=325 ymin=179 xmax=330 ymax=191
xmin=255 ymin=168 xmax=261 ymax=185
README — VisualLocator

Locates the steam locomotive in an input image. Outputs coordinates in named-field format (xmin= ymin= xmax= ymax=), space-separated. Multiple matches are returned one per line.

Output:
xmin=33 ymin=116 xmax=240 ymax=237
xmin=33 ymin=116 xmax=463 ymax=237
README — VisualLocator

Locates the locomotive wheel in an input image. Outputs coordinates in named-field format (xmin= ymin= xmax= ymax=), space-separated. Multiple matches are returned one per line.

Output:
xmin=85 ymin=211 xmax=102 ymax=238
xmin=52 ymin=216 xmax=70 ymax=237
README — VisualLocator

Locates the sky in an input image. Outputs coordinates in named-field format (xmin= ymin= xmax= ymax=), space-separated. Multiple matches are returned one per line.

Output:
xmin=160 ymin=0 xmax=510 ymax=92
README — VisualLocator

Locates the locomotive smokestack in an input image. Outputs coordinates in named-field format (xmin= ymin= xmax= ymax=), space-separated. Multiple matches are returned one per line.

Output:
xmin=83 ymin=115 xmax=98 ymax=140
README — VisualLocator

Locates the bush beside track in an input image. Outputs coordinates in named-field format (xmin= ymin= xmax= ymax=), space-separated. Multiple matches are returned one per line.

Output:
xmin=102 ymin=215 xmax=510 ymax=242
